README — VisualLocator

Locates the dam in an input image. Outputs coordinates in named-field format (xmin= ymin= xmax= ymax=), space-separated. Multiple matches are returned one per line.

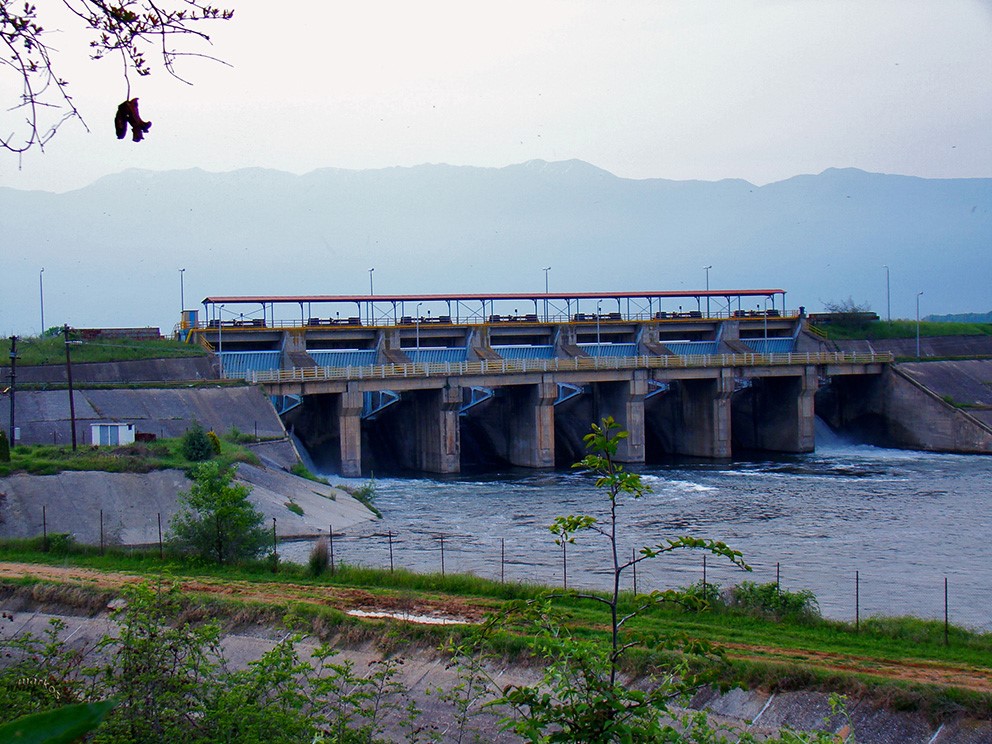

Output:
xmin=184 ymin=289 xmax=892 ymax=476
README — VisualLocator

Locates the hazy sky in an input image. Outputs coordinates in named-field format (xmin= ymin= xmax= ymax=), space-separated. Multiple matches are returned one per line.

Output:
xmin=2 ymin=0 xmax=992 ymax=193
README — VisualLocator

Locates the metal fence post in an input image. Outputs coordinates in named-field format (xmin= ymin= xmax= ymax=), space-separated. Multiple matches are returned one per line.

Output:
xmin=500 ymin=538 xmax=505 ymax=584
xmin=944 ymin=577 xmax=949 ymax=647
xmin=632 ymin=547 xmax=637 ymax=595
xmin=158 ymin=513 xmax=163 ymax=560
xmin=329 ymin=524 xmax=335 ymax=575
xmin=855 ymin=570 xmax=860 ymax=632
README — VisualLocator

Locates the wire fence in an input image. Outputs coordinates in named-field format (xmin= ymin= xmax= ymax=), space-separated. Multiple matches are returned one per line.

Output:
xmin=16 ymin=506 xmax=989 ymax=635
xmin=277 ymin=523 xmax=989 ymax=636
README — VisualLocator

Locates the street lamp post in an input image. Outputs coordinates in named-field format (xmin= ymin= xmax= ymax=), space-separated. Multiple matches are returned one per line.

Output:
xmin=883 ymin=265 xmax=890 ymax=322
xmin=39 ymin=268 xmax=45 ymax=335
xmin=368 ymin=267 xmax=375 ymax=325
xmin=218 ymin=304 xmax=225 ymax=378
xmin=763 ymin=297 xmax=770 ymax=346
xmin=179 ymin=268 xmax=186 ymax=326
xmin=596 ymin=300 xmax=603 ymax=352
xmin=916 ymin=291 xmax=924 ymax=360
xmin=542 ymin=266 xmax=551 ymax=321
xmin=415 ymin=302 xmax=423 ymax=361
xmin=704 ymin=265 xmax=712 ymax=317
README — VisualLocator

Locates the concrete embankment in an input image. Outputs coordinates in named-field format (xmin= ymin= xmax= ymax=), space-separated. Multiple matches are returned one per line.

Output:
xmin=0 ymin=464 xmax=377 ymax=545
xmin=10 ymin=384 xmax=286 ymax=447
xmin=817 ymin=359 xmax=992 ymax=453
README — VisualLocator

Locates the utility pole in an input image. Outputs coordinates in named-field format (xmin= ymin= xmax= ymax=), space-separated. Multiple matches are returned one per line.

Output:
xmin=8 ymin=336 xmax=17 ymax=441
xmin=63 ymin=324 xmax=77 ymax=451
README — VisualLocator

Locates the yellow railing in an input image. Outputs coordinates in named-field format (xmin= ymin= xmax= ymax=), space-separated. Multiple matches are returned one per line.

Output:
xmin=246 ymin=351 xmax=893 ymax=385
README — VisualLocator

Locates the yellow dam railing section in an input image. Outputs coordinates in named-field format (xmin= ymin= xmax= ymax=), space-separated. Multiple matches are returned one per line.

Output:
xmin=245 ymin=352 xmax=893 ymax=385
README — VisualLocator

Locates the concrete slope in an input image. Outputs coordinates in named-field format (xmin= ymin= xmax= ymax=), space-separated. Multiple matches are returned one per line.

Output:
xmin=12 ymin=385 xmax=285 ymax=445
xmin=896 ymin=360 xmax=992 ymax=430
xmin=14 ymin=356 xmax=216 ymax=384
xmin=0 ymin=466 xmax=377 ymax=546
xmin=834 ymin=334 xmax=992 ymax=359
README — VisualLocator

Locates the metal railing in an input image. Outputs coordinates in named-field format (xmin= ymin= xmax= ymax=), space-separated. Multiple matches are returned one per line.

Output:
xmin=244 ymin=351 xmax=893 ymax=385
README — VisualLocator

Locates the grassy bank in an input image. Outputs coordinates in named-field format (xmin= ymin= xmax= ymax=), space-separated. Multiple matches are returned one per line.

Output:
xmin=817 ymin=319 xmax=992 ymax=341
xmin=0 ymin=436 xmax=260 ymax=477
xmin=1 ymin=542 xmax=990 ymax=720
xmin=1 ymin=335 xmax=205 ymax=367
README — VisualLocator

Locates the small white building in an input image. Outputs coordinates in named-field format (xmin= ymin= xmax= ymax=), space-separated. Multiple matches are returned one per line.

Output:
xmin=91 ymin=422 xmax=136 ymax=446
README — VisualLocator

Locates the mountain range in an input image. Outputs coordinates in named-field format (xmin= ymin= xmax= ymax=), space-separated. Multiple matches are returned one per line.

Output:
xmin=2 ymin=160 xmax=989 ymax=334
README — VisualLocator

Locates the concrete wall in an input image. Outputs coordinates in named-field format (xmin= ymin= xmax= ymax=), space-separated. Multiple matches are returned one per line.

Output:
xmin=818 ymin=365 xmax=992 ymax=453
xmin=11 ymin=356 xmax=216 ymax=384
xmin=6 ymin=386 xmax=287 ymax=446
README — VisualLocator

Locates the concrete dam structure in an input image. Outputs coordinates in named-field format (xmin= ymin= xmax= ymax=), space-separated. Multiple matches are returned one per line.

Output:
xmin=184 ymin=290 xmax=897 ymax=476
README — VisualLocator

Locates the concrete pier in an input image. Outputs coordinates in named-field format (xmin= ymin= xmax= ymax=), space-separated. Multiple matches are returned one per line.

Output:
xmin=592 ymin=372 xmax=647 ymax=462
xmin=733 ymin=367 xmax=818 ymax=453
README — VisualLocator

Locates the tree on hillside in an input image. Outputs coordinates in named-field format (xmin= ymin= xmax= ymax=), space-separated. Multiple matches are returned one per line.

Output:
xmin=1 ymin=0 xmax=233 ymax=154
xmin=169 ymin=460 xmax=267 ymax=563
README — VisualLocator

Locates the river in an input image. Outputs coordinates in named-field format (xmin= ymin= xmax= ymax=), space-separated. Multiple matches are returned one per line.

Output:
xmin=287 ymin=425 xmax=992 ymax=631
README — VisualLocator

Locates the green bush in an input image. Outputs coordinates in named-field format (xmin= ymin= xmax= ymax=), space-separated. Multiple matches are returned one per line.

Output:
xmin=168 ymin=461 xmax=268 ymax=564
xmin=308 ymin=537 xmax=330 ymax=576
xmin=729 ymin=580 xmax=820 ymax=620
xmin=47 ymin=533 xmax=75 ymax=556
xmin=206 ymin=429 xmax=223 ymax=455
xmin=181 ymin=423 xmax=214 ymax=462
xmin=681 ymin=579 xmax=722 ymax=607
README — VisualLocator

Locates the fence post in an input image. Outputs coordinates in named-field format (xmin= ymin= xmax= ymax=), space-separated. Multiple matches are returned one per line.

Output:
xmin=42 ymin=505 xmax=48 ymax=552
xmin=500 ymin=538 xmax=505 ymax=584
xmin=388 ymin=531 xmax=395 ymax=573
xmin=329 ymin=524 xmax=336 ymax=575
xmin=632 ymin=547 xmax=637 ymax=595
xmin=439 ymin=534 xmax=446 ymax=576
xmin=776 ymin=562 xmax=780 ymax=597
xmin=944 ymin=577 xmax=949 ymax=647
xmin=158 ymin=513 xmax=163 ymax=560
xmin=855 ymin=570 xmax=860 ymax=632
xmin=271 ymin=518 xmax=278 ymax=573
xmin=703 ymin=554 xmax=708 ymax=597
xmin=562 ymin=540 xmax=567 ymax=590
xmin=100 ymin=509 xmax=104 ymax=556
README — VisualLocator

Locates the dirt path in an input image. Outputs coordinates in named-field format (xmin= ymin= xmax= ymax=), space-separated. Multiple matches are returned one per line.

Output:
xmin=3 ymin=562 xmax=991 ymax=694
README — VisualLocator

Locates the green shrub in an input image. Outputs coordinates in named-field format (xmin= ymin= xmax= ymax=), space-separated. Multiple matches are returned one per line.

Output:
xmin=47 ymin=533 xmax=75 ymax=556
xmin=681 ymin=579 xmax=722 ymax=607
xmin=206 ymin=430 xmax=222 ymax=455
xmin=180 ymin=423 xmax=214 ymax=462
xmin=308 ymin=537 xmax=330 ymax=576
xmin=285 ymin=502 xmax=304 ymax=517
xmin=728 ymin=580 xmax=820 ymax=620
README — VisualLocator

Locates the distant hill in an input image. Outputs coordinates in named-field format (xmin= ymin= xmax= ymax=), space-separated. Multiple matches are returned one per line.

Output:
xmin=926 ymin=312 xmax=992 ymax=323
xmin=2 ymin=161 xmax=989 ymax=333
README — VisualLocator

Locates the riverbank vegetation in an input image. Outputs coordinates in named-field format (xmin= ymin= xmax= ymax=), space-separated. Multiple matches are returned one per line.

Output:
xmin=1 ymin=334 xmax=206 ymax=367
xmin=0 ymin=429 xmax=260 ymax=477
xmin=816 ymin=318 xmax=992 ymax=341
xmin=3 ymin=420 xmax=991 ymax=739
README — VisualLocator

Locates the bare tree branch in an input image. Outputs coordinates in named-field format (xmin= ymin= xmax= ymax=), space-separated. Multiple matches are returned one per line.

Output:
xmin=1 ymin=0 xmax=233 ymax=153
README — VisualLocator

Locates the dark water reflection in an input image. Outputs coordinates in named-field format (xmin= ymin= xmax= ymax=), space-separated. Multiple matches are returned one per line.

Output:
xmin=285 ymin=434 xmax=992 ymax=630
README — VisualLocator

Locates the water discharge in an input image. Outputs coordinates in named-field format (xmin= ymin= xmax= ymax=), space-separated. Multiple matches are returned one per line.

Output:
xmin=287 ymin=425 xmax=992 ymax=630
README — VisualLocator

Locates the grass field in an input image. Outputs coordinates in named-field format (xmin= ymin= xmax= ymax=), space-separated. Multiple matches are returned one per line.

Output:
xmin=1 ymin=334 xmax=205 ymax=367
xmin=1 ymin=543 xmax=990 ymax=720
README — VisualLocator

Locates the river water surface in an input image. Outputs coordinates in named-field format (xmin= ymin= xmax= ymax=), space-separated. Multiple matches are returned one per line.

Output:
xmin=289 ymin=429 xmax=992 ymax=630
